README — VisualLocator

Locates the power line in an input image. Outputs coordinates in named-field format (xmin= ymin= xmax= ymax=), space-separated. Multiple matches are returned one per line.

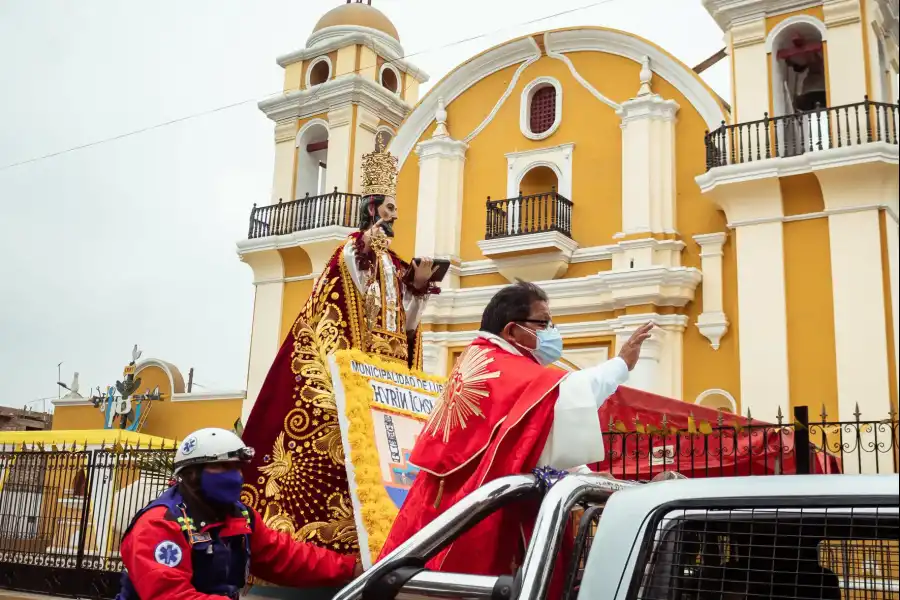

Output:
xmin=0 ymin=0 xmax=623 ymax=173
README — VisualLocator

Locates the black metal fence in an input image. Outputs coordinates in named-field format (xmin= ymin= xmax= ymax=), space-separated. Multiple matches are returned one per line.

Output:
xmin=248 ymin=188 xmax=361 ymax=239
xmin=485 ymin=189 xmax=573 ymax=240
xmin=0 ymin=408 xmax=896 ymax=598
xmin=705 ymin=97 xmax=899 ymax=170
xmin=0 ymin=441 xmax=176 ymax=599
xmin=599 ymin=405 xmax=899 ymax=480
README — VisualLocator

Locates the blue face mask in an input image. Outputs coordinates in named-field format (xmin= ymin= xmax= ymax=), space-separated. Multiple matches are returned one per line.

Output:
xmin=519 ymin=325 xmax=564 ymax=366
xmin=200 ymin=469 xmax=244 ymax=505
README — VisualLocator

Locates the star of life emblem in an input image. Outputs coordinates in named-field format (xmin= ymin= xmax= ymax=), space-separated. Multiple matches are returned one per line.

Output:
xmin=181 ymin=436 xmax=198 ymax=456
xmin=155 ymin=540 xmax=183 ymax=567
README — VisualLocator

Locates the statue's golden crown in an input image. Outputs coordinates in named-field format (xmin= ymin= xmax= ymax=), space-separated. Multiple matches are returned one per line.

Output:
xmin=361 ymin=136 xmax=398 ymax=197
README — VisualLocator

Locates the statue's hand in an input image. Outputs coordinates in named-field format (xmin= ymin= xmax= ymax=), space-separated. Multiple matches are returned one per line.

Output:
xmin=411 ymin=257 xmax=438 ymax=290
xmin=362 ymin=218 xmax=388 ymax=250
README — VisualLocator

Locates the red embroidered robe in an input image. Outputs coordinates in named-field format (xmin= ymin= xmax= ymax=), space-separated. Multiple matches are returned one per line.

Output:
xmin=378 ymin=337 xmax=571 ymax=580
xmin=241 ymin=232 xmax=430 ymax=556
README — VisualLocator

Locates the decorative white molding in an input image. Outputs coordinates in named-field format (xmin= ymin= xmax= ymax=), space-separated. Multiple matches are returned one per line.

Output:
xmin=545 ymin=29 xmax=726 ymax=130
xmin=258 ymin=75 xmax=412 ymax=127
xmin=391 ymin=28 xmax=726 ymax=169
xmin=544 ymin=33 xmax=621 ymax=111
xmin=305 ymin=55 xmax=333 ymax=89
xmin=696 ymin=312 xmax=730 ymax=350
xmin=276 ymin=25 xmax=429 ymax=84
xmin=171 ymin=392 xmax=246 ymax=403
xmin=616 ymin=93 xmax=680 ymax=125
xmin=424 ymin=313 xmax=690 ymax=346
xmin=391 ymin=38 xmax=539 ymax=167
xmin=702 ymin=0 xmax=823 ymax=32
xmin=764 ymin=15 xmax=829 ymax=52
xmin=423 ymin=266 xmax=701 ymax=324
xmin=695 ymin=388 xmax=738 ymax=413
xmin=730 ymin=18 xmax=768 ymax=48
xmin=726 ymin=203 xmax=899 ymax=229
xmin=135 ymin=359 xmax=183 ymax=396
xmin=478 ymin=231 xmax=579 ymax=258
xmin=638 ymin=55 xmax=653 ymax=96
xmin=379 ymin=62 xmax=402 ymax=96
xmin=304 ymin=25 xmax=404 ymax=61
xmin=236 ymin=225 xmax=355 ymax=274
xmin=693 ymin=232 xmax=728 ymax=256
xmin=505 ymin=143 xmax=575 ymax=200
xmin=520 ymin=76 xmax=564 ymax=140
xmin=458 ymin=244 xmax=615 ymax=276
xmin=464 ymin=38 xmax=543 ymax=145
xmin=823 ymin=0 xmax=862 ymax=27
xmin=295 ymin=118 xmax=329 ymax=147
xmin=693 ymin=232 xmax=728 ymax=350
xmin=696 ymin=142 xmax=900 ymax=193
xmin=416 ymin=136 xmax=468 ymax=162
xmin=51 ymin=397 xmax=94 ymax=407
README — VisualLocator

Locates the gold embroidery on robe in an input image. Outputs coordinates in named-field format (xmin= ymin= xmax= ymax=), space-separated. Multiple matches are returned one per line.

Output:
xmin=424 ymin=346 xmax=501 ymax=442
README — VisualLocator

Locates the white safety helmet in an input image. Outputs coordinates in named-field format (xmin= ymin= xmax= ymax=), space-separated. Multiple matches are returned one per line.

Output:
xmin=174 ymin=428 xmax=255 ymax=475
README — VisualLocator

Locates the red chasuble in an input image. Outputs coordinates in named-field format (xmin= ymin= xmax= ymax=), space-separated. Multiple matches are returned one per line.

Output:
xmin=379 ymin=337 xmax=569 ymax=576
xmin=241 ymin=233 xmax=427 ymax=557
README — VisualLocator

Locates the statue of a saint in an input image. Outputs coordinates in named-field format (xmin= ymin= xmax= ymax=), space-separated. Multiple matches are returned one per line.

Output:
xmin=241 ymin=140 xmax=439 ymax=556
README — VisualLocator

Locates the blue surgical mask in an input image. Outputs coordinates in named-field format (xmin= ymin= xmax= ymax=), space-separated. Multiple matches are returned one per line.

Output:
xmin=200 ymin=469 xmax=243 ymax=505
xmin=519 ymin=325 xmax=564 ymax=366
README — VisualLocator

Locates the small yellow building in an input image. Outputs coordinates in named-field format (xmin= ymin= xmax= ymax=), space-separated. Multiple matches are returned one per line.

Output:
xmin=50 ymin=358 xmax=244 ymax=442
xmin=237 ymin=1 xmax=898 ymax=438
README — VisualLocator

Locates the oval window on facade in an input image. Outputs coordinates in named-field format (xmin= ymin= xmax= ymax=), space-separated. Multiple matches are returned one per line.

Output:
xmin=530 ymin=86 xmax=557 ymax=135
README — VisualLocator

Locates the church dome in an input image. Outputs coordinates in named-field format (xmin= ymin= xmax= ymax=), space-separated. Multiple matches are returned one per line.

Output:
xmin=313 ymin=2 xmax=400 ymax=41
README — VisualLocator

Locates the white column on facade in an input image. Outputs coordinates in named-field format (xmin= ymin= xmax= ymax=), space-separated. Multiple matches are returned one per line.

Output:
xmin=816 ymin=166 xmax=894 ymax=419
xmin=824 ymin=0 xmax=869 ymax=106
xmin=414 ymin=99 xmax=468 ymax=289
xmin=422 ymin=343 xmax=448 ymax=377
xmin=730 ymin=19 xmax=769 ymax=123
xmin=240 ymin=249 xmax=285 ymax=424
xmin=657 ymin=316 xmax=688 ymax=400
xmin=351 ymin=106 xmax=380 ymax=196
xmin=271 ymin=119 xmax=297 ymax=202
xmin=886 ymin=212 xmax=899 ymax=407
xmin=706 ymin=179 xmax=790 ymax=421
xmin=325 ymin=106 xmax=354 ymax=194
xmin=693 ymin=232 xmax=730 ymax=350
xmin=613 ymin=314 xmax=677 ymax=397
xmin=616 ymin=57 xmax=679 ymax=237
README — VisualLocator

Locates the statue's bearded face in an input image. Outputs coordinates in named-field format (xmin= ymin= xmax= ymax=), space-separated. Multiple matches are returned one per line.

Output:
xmin=362 ymin=194 xmax=398 ymax=237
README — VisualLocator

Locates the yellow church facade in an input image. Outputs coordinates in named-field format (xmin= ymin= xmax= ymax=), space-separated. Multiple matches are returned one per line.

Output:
xmin=237 ymin=0 xmax=898 ymax=429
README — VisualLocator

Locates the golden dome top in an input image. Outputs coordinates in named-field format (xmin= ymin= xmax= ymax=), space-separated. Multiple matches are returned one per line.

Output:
xmin=313 ymin=2 xmax=399 ymax=41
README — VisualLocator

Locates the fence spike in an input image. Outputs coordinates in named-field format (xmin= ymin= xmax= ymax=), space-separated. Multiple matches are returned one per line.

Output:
xmin=661 ymin=413 xmax=669 ymax=429
xmin=776 ymin=406 xmax=784 ymax=426
xmin=716 ymin=411 xmax=724 ymax=427
xmin=745 ymin=407 xmax=752 ymax=423
xmin=820 ymin=404 xmax=828 ymax=423
xmin=854 ymin=403 xmax=862 ymax=422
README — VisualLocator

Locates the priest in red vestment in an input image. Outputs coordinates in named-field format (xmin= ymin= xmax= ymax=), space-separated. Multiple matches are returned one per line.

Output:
xmin=240 ymin=139 xmax=439 ymax=559
xmin=379 ymin=281 xmax=654 ymax=579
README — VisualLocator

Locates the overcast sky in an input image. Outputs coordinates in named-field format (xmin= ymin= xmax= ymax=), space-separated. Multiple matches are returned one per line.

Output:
xmin=0 ymin=0 xmax=729 ymax=411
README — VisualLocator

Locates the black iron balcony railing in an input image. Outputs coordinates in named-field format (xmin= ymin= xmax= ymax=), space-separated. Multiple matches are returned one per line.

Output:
xmin=485 ymin=189 xmax=573 ymax=240
xmin=705 ymin=97 xmax=899 ymax=171
xmin=248 ymin=188 xmax=361 ymax=239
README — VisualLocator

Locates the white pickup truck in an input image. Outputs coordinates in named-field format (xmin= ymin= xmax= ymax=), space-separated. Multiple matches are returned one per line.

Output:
xmin=333 ymin=473 xmax=899 ymax=600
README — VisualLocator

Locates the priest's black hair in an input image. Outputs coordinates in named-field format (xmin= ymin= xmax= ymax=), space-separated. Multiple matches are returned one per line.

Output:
xmin=480 ymin=280 xmax=549 ymax=335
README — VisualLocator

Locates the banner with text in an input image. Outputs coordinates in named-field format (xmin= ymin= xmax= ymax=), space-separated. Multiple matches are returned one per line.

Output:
xmin=329 ymin=349 xmax=446 ymax=565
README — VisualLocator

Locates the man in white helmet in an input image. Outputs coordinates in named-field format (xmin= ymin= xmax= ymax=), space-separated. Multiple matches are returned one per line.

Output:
xmin=115 ymin=428 xmax=362 ymax=599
